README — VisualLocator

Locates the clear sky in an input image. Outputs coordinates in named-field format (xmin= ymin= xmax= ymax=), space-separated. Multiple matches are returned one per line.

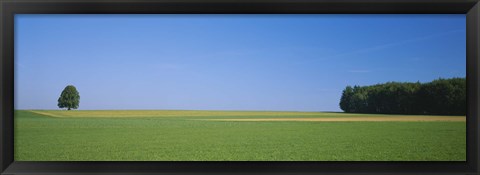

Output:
xmin=15 ymin=14 xmax=466 ymax=111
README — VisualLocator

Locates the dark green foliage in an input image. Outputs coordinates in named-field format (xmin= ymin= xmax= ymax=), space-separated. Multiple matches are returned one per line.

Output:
xmin=339 ymin=86 xmax=354 ymax=112
xmin=339 ymin=78 xmax=466 ymax=115
xmin=416 ymin=78 xmax=466 ymax=115
xmin=57 ymin=85 xmax=80 ymax=110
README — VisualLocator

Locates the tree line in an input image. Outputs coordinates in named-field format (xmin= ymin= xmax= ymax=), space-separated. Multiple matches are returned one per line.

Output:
xmin=339 ymin=77 xmax=466 ymax=115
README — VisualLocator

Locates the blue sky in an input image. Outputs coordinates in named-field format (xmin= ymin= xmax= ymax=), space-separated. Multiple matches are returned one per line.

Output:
xmin=15 ymin=15 xmax=466 ymax=111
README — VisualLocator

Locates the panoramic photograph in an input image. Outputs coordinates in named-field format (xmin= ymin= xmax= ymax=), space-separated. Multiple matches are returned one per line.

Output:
xmin=14 ymin=14 xmax=466 ymax=161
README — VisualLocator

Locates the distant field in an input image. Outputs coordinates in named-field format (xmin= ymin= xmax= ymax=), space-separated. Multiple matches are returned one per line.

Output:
xmin=15 ymin=110 xmax=466 ymax=161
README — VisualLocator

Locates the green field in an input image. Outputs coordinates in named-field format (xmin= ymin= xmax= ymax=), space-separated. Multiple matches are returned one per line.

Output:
xmin=15 ymin=110 xmax=466 ymax=161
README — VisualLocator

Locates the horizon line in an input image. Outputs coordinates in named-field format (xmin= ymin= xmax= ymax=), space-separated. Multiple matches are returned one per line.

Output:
xmin=15 ymin=109 xmax=343 ymax=113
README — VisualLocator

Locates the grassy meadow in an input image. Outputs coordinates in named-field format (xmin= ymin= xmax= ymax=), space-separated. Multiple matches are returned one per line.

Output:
xmin=14 ymin=110 xmax=466 ymax=161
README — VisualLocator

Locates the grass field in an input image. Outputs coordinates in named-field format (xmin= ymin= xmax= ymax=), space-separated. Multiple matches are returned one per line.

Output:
xmin=15 ymin=110 xmax=466 ymax=161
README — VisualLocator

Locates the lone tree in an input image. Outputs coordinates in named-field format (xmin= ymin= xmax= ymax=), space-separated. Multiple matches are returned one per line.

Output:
xmin=58 ymin=85 xmax=80 ymax=110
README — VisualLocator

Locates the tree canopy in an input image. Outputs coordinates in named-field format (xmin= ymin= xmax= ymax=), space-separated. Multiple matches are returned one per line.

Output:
xmin=58 ymin=85 xmax=80 ymax=110
xmin=339 ymin=77 xmax=466 ymax=115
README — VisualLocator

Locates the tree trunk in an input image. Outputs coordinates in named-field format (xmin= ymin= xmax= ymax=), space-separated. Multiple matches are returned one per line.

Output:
xmin=68 ymin=107 xmax=71 ymax=110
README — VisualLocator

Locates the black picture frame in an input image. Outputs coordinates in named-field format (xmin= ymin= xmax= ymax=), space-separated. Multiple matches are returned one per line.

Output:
xmin=1 ymin=0 xmax=479 ymax=174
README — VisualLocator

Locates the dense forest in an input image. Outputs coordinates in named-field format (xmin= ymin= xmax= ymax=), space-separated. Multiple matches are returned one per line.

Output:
xmin=339 ymin=77 xmax=466 ymax=115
